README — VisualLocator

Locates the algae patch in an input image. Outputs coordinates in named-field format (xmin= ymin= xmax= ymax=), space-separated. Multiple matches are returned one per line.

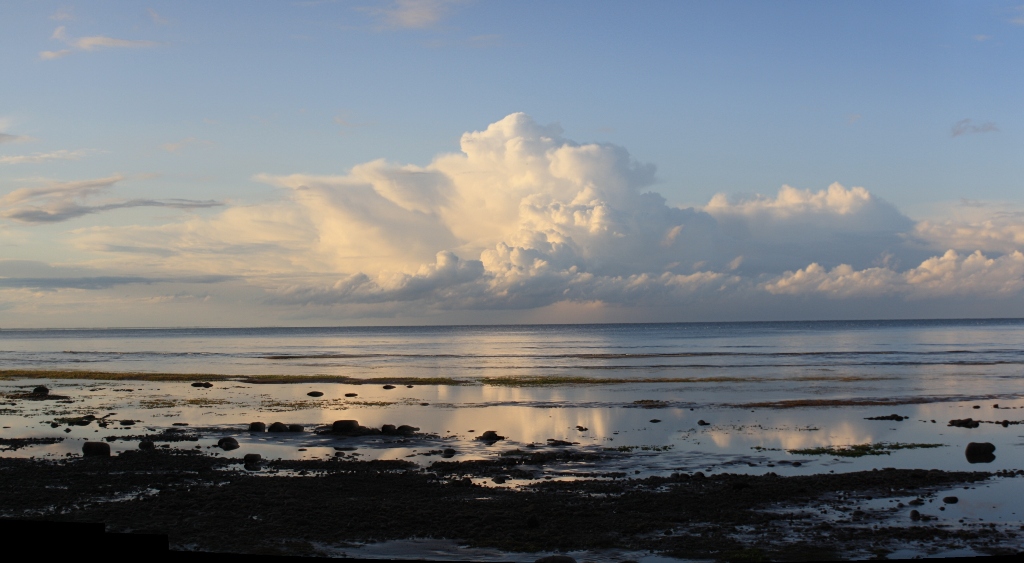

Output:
xmin=788 ymin=442 xmax=945 ymax=458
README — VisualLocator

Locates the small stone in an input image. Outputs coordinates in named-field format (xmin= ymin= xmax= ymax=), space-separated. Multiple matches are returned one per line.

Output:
xmin=32 ymin=385 xmax=49 ymax=395
xmin=172 ymin=422 xmax=189 ymax=426
xmin=202 ymin=382 xmax=213 ymax=388
xmin=190 ymin=382 xmax=207 ymax=388
xmin=442 ymin=448 xmax=456 ymax=458
xmin=243 ymin=453 xmax=261 ymax=464
xmin=649 ymin=419 xmax=661 ymax=423
xmin=218 ymin=437 xmax=239 ymax=451
xmin=344 ymin=393 xmax=358 ymax=397
xmin=307 ymin=391 xmax=324 ymax=397
xmin=792 ymin=462 xmax=802 ymax=467
xmin=477 ymin=430 xmax=505 ymax=442
xmin=697 ymin=420 xmax=710 ymax=426
xmin=382 ymin=385 xmax=396 ymax=390
xmin=406 ymin=385 xmax=414 ymax=388
xmin=139 ymin=441 xmax=155 ymax=450
xmin=909 ymin=509 xmax=921 ymax=521
xmin=943 ymin=496 xmax=959 ymax=504
xmin=972 ymin=405 xmax=980 ymax=409
xmin=493 ymin=476 xmax=507 ymax=484
xmin=248 ymin=422 xmax=266 ymax=432
xmin=288 ymin=424 xmax=303 ymax=432
xmin=120 ymin=420 xmax=135 ymax=426
xmin=420 ymin=402 xmax=429 ymax=406
xmin=267 ymin=422 xmax=289 ymax=432
xmin=82 ymin=442 xmax=110 ymax=457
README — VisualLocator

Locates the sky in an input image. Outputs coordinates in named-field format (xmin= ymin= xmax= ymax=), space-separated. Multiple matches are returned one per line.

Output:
xmin=1 ymin=0 xmax=1023 ymax=328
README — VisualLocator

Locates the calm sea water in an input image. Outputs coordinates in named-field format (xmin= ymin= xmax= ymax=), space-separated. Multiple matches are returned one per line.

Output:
xmin=2 ymin=319 xmax=1023 ymax=397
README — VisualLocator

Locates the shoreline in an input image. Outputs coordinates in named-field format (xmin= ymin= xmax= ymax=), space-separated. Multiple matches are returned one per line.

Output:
xmin=2 ymin=450 xmax=1020 ymax=560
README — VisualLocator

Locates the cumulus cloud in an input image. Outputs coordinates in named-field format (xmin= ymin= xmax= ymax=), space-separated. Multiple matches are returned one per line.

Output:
xmin=951 ymin=118 xmax=998 ymax=137
xmin=764 ymin=250 xmax=1024 ymax=298
xmin=62 ymin=113 xmax=1024 ymax=316
xmin=1 ymin=175 xmax=221 ymax=224
xmin=41 ymin=26 xmax=157 ymax=60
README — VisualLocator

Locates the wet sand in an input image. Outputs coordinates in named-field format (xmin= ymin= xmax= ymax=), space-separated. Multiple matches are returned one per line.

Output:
xmin=2 ymin=372 xmax=1024 ymax=560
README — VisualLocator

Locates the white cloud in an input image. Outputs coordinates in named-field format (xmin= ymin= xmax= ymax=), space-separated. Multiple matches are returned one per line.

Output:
xmin=56 ymin=113 xmax=1024 ymax=317
xmin=764 ymin=250 xmax=1024 ymax=298
xmin=914 ymin=211 xmax=1024 ymax=255
xmin=0 ymin=149 xmax=89 ymax=165
xmin=50 ymin=8 xmax=74 ymax=21
xmin=40 ymin=26 xmax=157 ymax=60
xmin=160 ymin=137 xmax=211 ymax=153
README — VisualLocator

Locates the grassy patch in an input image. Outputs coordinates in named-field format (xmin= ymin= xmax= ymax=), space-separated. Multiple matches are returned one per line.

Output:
xmin=788 ymin=442 xmax=945 ymax=457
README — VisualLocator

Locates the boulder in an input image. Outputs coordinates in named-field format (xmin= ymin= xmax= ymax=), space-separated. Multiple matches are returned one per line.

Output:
xmin=396 ymin=425 xmax=419 ymax=436
xmin=965 ymin=442 xmax=996 ymax=463
xmin=442 ymin=448 xmax=456 ymax=458
xmin=909 ymin=509 xmax=921 ymax=521
xmin=948 ymin=418 xmax=981 ymax=428
xmin=190 ymin=382 xmax=211 ymax=388
xmin=32 ymin=385 xmax=49 ymax=395
xmin=138 ymin=441 xmax=155 ymax=450
xmin=381 ymin=424 xmax=397 ymax=435
xmin=344 ymin=393 xmax=358 ymax=397
xmin=268 ymin=422 xmax=289 ymax=432
xmin=120 ymin=420 xmax=135 ymax=426
xmin=248 ymin=422 xmax=266 ymax=432
xmin=306 ymin=391 xmax=324 ymax=397
xmin=477 ymin=430 xmax=505 ymax=442
xmin=382 ymin=385 xmax=396 ymax=390
xmin=535 ymin=556 xmax=576 ymax=563
xmin=217 ymin=437 xmax=240 ymax=451
xmin=332 ymin=420 xmax=361 ymax=434
xmin=82 ymin=442 xmax=110 ymax=457
xmin=243 ymin=453 xmax=262 ymax=464
xmin=943 ymin=496 xmax=959 ymax=504
xmin=492 ymin=476 xmax=507 ymax=484
xmin=288 ymin=424 xmax=304 ymax=432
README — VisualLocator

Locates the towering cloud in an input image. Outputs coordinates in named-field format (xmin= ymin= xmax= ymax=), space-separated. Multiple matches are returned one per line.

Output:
xmin=60 ymin=113 xmax=1024 ymax=317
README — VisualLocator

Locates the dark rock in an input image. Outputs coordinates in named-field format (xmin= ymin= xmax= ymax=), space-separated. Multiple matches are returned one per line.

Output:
xmin=649 ymin=419 xmax=661 ymax=423
xmin=306 ymin=391 xmax=324 ymax=397
xmin=138 ymin=441 xmax=155 ymax=450
xmin=218 ymin=437 xmax=239 ymax=451
xmin=477 ymin=430 xmax=505 ymax=442
xmin=345 ymin=393 xmax=358 ymax=397
xmin=692 ymin=471 xmax=705 ymax=479
xmin=697 ymin=420 xmax=710 ymax=426
xmin=248 ymin=422 xmax=266 ymax=432
xmin=406 ymin=385 xmax=414 ymax=388
xmin=575 ymin=425 xmax=588 ymax=431
xmin=382 ymin=385 xmax=396 ymax=390
xmin=332 ymin=420 xmax=360 ymax=434
xmin=965 ymin=442 xmax=996 ymax=463
xmin=865 ymin=414 xmax=905 ymax=421
xmin=288 ymin=424 xmax=303 ymax=432
xmin=1002 ymin=420 xmax=1010 ymax=428
xmin=442 ymin=448 xmax=456 ymax=458
xmin=82 ymin=441 xmax=110 ymax=457
xmin=381 ymin=424 xmax=397 ymax=435
xmin=910 ymin=509 xmax=921 ymax=521
xmin=526 ymin=515 xmax=539 ymax=528
xmin=792 ymin=461 xmax=802 ymax=467
xmin=948 ymin=418 xmax=981 ymax=428
xmin=172 ymin=422 xmax=189 ymax=426
xmin=243 ymin=453 xmax=262 ymax=464
xmin=120 ymin=420 xmax=135 ymax=426
xmin=32 ymin=385 xmax=49 ymax=395
xmin=535 ymin=556 xmax=576 ymax=563
xmin=396 ymin=425 xmax=419 ymax=436
xmin=943 ymin=496 xmax=959 ymax=504
xmin=492 ymin=476 xmax=507 ymax=484
xmin=202 ymin=382 xmax=213 ymax=388
xmin=268 ymin=422 xmax=289 ymax=432
xmin=190 ymin=382 xmax=208 ymax=388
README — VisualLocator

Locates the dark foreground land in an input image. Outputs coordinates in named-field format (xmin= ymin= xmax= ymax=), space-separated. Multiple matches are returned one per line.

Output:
xmin=2 ymin=451 xmax=1022 ymax=561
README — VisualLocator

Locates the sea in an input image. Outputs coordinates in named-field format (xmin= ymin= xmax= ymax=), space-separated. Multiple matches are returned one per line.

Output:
xmin=3 ymin=319 xmax=1024 ymax=559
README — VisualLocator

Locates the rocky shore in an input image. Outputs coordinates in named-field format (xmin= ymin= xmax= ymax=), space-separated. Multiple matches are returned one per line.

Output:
xmin=2 ymin=447 xmax=1022 ymax=561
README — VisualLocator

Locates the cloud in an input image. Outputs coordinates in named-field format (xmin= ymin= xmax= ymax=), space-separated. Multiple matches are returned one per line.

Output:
xmin=973 ymin=34 xmax=992 ymax=41
xmin=50 ymin=8 xmax=74 ymax=21
xmin=36 ymin=113 xmax=1021 ymax=321
xmin=160 ymin=137 xmax=211 ymax=153
xmin=0 ymin=260 xmax=233 ymax=290
xmin=41 ymin=26 xmax=157 ymax=60
xmin=764 ymin=250 xmax=1024 ymax=298
xmin=0 ymin=133 xmax=32 ymax=145
xmin=1 ymin=175 xmax=221 ymax=224
xmin=1013 ymin=5 xmax=1024 ymax=25
xmin=951 ymin=118 xmax=998 ymax=137
xmin=0 ymin=149 xmax=89 ymax=165
xmin=364 ymin=0 xmax=465 ymax=29
xmin=148 ymin=8 xmax=170 ymax=25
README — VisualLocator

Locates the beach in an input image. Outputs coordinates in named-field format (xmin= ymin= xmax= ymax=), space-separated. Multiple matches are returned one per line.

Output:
xmin=2 ymin=321 xmax=1024 ymax=560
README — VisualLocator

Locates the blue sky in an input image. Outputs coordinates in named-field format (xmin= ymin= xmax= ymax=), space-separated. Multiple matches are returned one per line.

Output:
xmin=1 ymin=1 xmax=1023 ymax=327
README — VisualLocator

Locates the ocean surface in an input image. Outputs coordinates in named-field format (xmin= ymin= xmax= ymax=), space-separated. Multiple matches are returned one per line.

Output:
xmin=3 ymin=319 xmax=1024 ymax=403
